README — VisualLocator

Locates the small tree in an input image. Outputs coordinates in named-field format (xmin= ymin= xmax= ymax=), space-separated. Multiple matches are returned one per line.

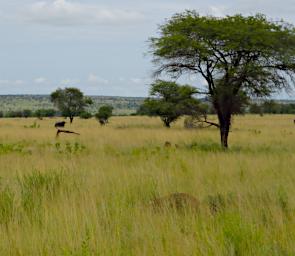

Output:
xmin=249 ymin=103 xmax=263 ymax=115
xmin=50 ymin=88 xmax=93 ymax=123
xmin=138 ymin=80 xmax=201 ymax=127
xmin=22 ymin=109 xmax=32 ymax=118
xmin=150 ymin=12 xmax=295 ymax=147
xmin=79 ymin=111 xmax=93 ymax=119
xmin=34 ymin=109 xmax=57 ymax=119
xmin=95 ymin=105 xmax=113 ymax=125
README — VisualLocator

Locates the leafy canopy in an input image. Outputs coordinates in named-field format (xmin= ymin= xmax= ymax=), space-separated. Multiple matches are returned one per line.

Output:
xmin=95 ymin=105 xmax=113 ymax=123
xmin=151 ymin=11 xmax=295 ymax=97
xmin=151 ymin=11 xmax=295 ymax=146
xmin=139 ymin=80 xmax=201 ymax=127
xmin=50 ymin=87 xmax=92 ymax=122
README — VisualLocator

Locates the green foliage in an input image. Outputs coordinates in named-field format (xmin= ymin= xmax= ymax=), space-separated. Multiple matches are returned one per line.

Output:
xmin=249 ymin=103 xmax=263 ymax=115
xmin=95 ymin=105 xmax=113 ymax=125
xmin=150 ymin=11 xmax=295 ymax=146
xmin=0 ymin=95 xmax=144 ymax=116
xmin=248 ymin=100 xmax=295 ymax=114
xmin=50 ymin=88 xmax=92 ymax=123
xmin=79 ymin=111 xmax=92 ymax=119
xmin=138 ymin=80 xmax=201 ymax=127
xmin=5 ymin=110 xmax=24 ymax=118
xmin=22 ymin=109 xmax=32 ymax=118
xmin=34 ymin=108 xmax=56 ymax=118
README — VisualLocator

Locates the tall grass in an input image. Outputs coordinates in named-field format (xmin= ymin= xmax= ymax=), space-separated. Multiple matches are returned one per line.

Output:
xmin=0 ymin=115 xmax=294 ymax=255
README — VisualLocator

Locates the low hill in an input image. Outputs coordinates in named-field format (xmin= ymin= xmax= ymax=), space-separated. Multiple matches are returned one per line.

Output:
xmin=0 ymin=95 xmax=145 ymax=115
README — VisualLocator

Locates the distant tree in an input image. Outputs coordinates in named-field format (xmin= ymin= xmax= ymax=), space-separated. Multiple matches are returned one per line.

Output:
xmin=150 ymin=11 xmax=295 ymax=147
xmin=34 ymin=109 xmax=57 ymax=119
xmin=22 ymin=109 xmax=32 ymax=118
xmin=79 ymin=111 xmax=92 ymax=119
xmin=5 ymin=110 xmax=23 ymax=118
xmin=262 ymin=100 xmax=281 ymax=114
xmin=280 ymin=103 xmax=295 ymax=114
xmin=50 ymin=88 xmax=93 ymax=123
xmin=95 ymin=105 xmax=113 ymax=125
xmin=138 ymin=80 xmax=201 ymax=128
xmin=249 ymin=103 xmax=263 ymax=115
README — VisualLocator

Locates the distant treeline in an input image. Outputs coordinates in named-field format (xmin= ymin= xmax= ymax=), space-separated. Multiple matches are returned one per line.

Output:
xmin=248 ymin=100 xmax=295 ymax=114
xmin=0 ymin=109 xmax=57 ymax=118
xmin=1 ymin=100 xmax=295 ymax=118
xmin=0 ymin=95 xmax=144 ymax=115
xmin=0 ymin=109 xmax=131 ymax=118
xmin=203 ymin=100 xmax=295 ymax=115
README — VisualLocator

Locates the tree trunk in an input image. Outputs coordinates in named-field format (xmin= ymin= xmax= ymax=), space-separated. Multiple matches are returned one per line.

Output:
xmin=218 ymin=114 xmax=231 ymax=149
xmin=70 ymin=116 xmax=74 ymax=123
xmin=164 ymin=121 xmax=171 ymax=128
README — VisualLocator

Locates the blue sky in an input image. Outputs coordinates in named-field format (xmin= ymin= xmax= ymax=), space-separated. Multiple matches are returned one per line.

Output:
xmin=0 ymin=0 xmax=294 ymax=96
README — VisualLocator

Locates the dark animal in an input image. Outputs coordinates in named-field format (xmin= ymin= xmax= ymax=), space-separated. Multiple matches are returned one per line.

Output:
xmin=55 ymin=121 xmax=66 ymax=128
xmin=293 ymin=119 xmax=295 ymax=124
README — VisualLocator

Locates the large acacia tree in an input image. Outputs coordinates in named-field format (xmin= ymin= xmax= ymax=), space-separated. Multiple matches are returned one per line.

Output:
xmin=151 ymin=12 xmax=295 ymax=148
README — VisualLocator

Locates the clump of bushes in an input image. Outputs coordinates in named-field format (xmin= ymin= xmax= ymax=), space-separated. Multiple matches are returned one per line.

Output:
xmin=79 ymin=111 xmax=92 ymax=119
xmin=95 ymin=105 xmax=113 ymax=125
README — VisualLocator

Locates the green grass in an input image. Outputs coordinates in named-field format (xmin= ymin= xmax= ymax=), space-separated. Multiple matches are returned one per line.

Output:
xmin=0 ymin=115 xmax=294 ymax=255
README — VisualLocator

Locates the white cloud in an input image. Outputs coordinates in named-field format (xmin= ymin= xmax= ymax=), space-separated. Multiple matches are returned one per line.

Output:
xmin=88 ymin=73 xmax=109 ymax=84
xmin=24 ymin=0 xmax=145 ymax=26
xmin=130 ymin=77 xmax=151 ymax=84
xmin=209 ymin=6 xmax=226 ymax=17
xmin=60 ymin=78 xmax=80 ymax=86
xmin=34 ymin=77 xmax=47 ymax=83
xmin=0 ymin=80 xmax=25 ymax=86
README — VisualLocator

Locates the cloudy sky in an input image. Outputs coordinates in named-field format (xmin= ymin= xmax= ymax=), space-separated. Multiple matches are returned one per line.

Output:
xmin=0 ymin=0 xmax=294 ymax=96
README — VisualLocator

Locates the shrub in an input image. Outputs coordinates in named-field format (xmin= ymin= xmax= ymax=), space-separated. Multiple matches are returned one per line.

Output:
xmin=95 ymin=105 xmax=113 ymax=125
xmin=80 ymin=111 xmax=92 ymax=119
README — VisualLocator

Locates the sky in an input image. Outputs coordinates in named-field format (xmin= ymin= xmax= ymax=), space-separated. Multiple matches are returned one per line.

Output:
xmin=0 ymin=0 xmax=294 ymax=96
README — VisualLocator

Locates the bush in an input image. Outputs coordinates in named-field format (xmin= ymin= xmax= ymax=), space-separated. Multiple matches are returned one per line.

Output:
xmin=5 ymin=110 xmax=23 ymax=118
xmin=79 ymin=111 xmax=92 ymax=119
xmin=34 ymin=109 xmax=57 ymax=118
xmin=22 ymin=109 xmax=33 ymax=118
xmin=95 ymin=105 xmax=113 ymax=125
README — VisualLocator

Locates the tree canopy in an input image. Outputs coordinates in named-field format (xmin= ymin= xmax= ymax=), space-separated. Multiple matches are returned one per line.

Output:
xmin=50 ymin=87 xmax=92 ymax=123
xmin=150 ymin=12 xmax=295 ymax=147
xmin=138 ymin=80 xmax=201 ymax=127
xmin=95 ymin=105 xmax=114 ymax=125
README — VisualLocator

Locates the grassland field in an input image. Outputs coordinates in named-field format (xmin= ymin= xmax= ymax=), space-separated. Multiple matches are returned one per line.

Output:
xmin=0 ymin=115 xmax=295 ymax=255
